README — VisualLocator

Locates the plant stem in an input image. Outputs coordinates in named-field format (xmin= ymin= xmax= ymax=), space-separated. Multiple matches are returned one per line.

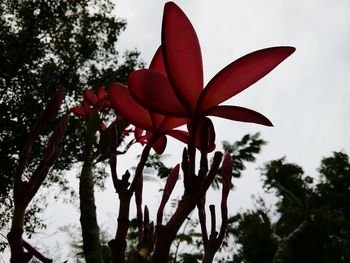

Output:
xmin=110 ymin=140 xmax=153 ymax=262
xmin=110 ymin=191 xmax=132 ymax=263
xmin=153 ymin=194 xmax=198 ymax=262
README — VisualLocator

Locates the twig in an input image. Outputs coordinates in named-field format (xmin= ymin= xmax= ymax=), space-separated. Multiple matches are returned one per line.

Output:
xmin=23 ymin=240 xmax=53 ymax=263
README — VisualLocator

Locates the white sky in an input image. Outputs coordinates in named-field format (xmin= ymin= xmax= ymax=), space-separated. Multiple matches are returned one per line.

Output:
xmin=2 ymin=0 xmax=350 ymax=261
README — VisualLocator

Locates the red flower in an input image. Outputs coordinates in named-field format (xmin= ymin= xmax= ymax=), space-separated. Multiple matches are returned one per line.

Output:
xmin=72 ymin=86 xmax=110 ymax=119
xmin=128 ymin=2 xmax=295 ymax=128
xmin=108 ymin=49 xmax=188 ymax=154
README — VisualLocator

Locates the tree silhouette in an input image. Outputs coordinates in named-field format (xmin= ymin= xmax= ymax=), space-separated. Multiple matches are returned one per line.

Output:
xmin=226 ymin=152 xmax=350 ymax=262
xmin=0 ymin=0 xmax=143 ymax=250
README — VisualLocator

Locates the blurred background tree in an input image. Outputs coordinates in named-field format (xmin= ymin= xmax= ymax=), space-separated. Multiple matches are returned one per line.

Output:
xmin=0 ymin=0 xmax=143 ymax=250
xmin=221 ymin=151 xmax=350 ymax=262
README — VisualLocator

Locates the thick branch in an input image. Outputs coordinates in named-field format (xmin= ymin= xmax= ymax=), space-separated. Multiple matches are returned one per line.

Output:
xmin=271 ymin=221 xmax=309 ymax=263
xmin=23 ymin=240 xmax=53 ymax=263
xmin=79 ymin=145 xmax=104 ymax=263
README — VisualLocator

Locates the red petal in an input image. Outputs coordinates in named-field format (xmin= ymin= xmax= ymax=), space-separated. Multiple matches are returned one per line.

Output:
xmin=198 ymin=47 xmax=296 ymax=112
xmin=83 ymin=88 xmax=98 ymax=105
xmin=158 ymin=117 xmax=187 ymax=132
xmin=149 ymin=46 xmax=167 ymax=75
xmin=162 ymin=2 xmax=203 ymax=113
xmin=71 ymin=106 xmax=86 ymax=117
xmin=83 ymin=101 xmax=91 ymax=113
xmin=128 ymin=69 xmax=187 ymax=117
xmin=166 ymin=130 xmax=189 ymax=145
xmin=136 ymin=135 xmax=148 ymax=145
xmin=152 ymin=135 xmax=167 ymax=154
xmin=96 ymin=86 xmax=106 ymax=100
xmin=108 ymin=82 xmax=153 ymax=130
xmin=134 ymin=127 xmax=145 ymax=139
xmin=149 ymin=112 xmax=166 ymax=130
xmin=206 ymin=105 xmax=273 ymax=126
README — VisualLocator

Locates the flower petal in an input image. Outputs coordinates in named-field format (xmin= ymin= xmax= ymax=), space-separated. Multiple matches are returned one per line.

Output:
xmin=83 ymin=101 xmax=91 ymax=113
xmin=134 ymin=127 xmax=145 ymax=140
xmin=83 ymin=88 xmax=98 ymax=105
xmin=152 ymin=135 xmax=167 ymax=154
xmin=149 ymin=112 xmax=166 ymax=131
xmin=206 ymin=105 xmax=273 ymax=126
xmin=149 ymin=46 xmax=167 ymax=75
xmin=71 ymin=106 xmax=86 ymax=117
xmin=166 ymin=130 xmax=189 ymax=145
xmin=198 ymin=47 xmax=296 ymax=112
xmin=136 ymin=135 xmax=148 ymax=145
xmin=159 ymin=117 xmax=187 ymax=132
xmin=108 ymin=82 xmax=153 ymax=130
xmin=128 ymin=69 xmax=187 ymax=117
xmin=96 ymin=86 xmax=106 ymax=100
xmin=162 ymin=2 xmax=203 ymax=113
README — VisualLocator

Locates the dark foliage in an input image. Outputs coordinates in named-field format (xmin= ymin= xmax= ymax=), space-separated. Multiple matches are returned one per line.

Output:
xmin=212 ymin=132 xmax=266 ymax=189
xmin=227 ymin=151 xmax=350 ymax=262
xmin=0 ymin=0 xmax=143 ymax=249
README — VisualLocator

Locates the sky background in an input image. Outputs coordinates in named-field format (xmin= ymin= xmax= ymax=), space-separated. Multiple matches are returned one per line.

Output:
xmin=2 ymin=0 xmax=350 ymax=261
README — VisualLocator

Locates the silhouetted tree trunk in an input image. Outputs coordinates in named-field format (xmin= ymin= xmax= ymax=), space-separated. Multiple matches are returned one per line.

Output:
xmin=79 ymin=143 xmax=104 ymax=263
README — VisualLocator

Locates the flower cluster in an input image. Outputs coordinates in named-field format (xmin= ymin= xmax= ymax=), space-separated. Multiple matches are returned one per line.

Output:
xmin=72 ymin=86 xmax=110 ymax=120
xmin=107 ymin=2 xmax=294 ymax=154
xmin=70 ymin=2 xmax=295 ymax=262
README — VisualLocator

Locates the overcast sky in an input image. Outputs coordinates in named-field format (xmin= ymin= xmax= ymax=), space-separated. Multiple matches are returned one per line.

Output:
xmin=3 ymin=0 xmax=350 ymax=261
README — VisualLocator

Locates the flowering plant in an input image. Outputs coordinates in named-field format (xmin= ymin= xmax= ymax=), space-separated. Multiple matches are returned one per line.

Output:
xmin=7 ymin=2 xmax=294 ymax=262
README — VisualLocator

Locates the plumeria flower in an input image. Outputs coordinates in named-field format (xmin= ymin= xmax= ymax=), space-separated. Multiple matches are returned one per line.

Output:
xmin=128 ymin=2 xmax=295 ymax=134
xmin=108 ymin=48 xmax=188 ymax=154
xmin=72 ymin=86 xmax=110 ymax=119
